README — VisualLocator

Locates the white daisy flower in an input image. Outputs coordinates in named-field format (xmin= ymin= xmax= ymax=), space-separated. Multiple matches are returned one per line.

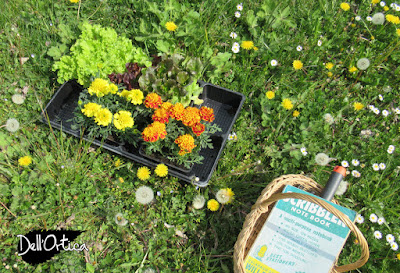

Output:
xmin=387 ymin=145 xmax=395 ymax=154
xmin=235 ymin=11 xmax=241 ymax=18
xmin=394 ymin=107 xmax=400 ymax=114
xmin=237 ymin=3 xmax=243 ymax=11
xmin=355 ymin=15 xmax=361 ymax=21
xmin=387 ymin=234 xmax=395 ymax=243
xmin=377 ymin=217 xmax=385 ymax=225
xmin=229 ymin=32 xmax=238 ymax=39
xmin=296 ymin=45 xmax=303 ymax=51
xmin=390 ymin=3 xmax=395 ymax=8
xmin=352 ymin=159 xmax=360 ymax=166
xmin=368 ymin=104 xmax=375 ymax=110
xmin=379 ymin=163 xmax=386 ymax=170
xmin=380 ymin=1 xmax=386 ymax=7
xmin=270 ymin=59 xmax=278 ymax=66
xmin=391 ymin=242 xmax=399 ymax=251
xmin=382 ymin=110 xmax=389 ymax=117
xmin=355 ymin=214 xmax=364 ymax=224
xmin=372 ymin=163 xmax=380 ymax=171
xmin=228 ymin=132 xmax=238 ymax=141
xmin=373 ymin=108 xmax=380 ymax=115
xmin=370 ymin=213 xmax=378 ymax=223
xmin=351 ymin=170 xmax=361 ymax=177
xmin=341 ymin=160 xmax=349 ymax=168
xmin=374 ymin=230 xmax=382 ymax=239
xmin=300 ymin=147 xmax=308 ymax=156
xmin=232 ymin=42 xmax=240 ymax=53
xmin=317 ymin=40 xmax=322 ymax=46
xmin=396 ymin=5 xmax=400 ymax=11
xmin=378 ymin=94 xmax=384 ymax=101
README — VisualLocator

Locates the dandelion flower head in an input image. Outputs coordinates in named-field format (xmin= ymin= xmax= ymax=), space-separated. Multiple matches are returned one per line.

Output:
xmin=340 ymin=2 xmax=351 ymax=11
xmin=315 ymin=153 xmax=330 ymax=166
xmin=281 ymin=98 xmax=294 ymax=110
xmin=353 ymin=102 xmax=364 ymax=111
xmin=12 ymin=94 xmax=25 ymax=105
xmin=5 ymin=118 xmax=20 ymax=132
xmin=155 ymin=164 xmax=168 ymax=177
xmin=135 ymin=185 xmax=154 ymax=205
xmin=192 ymin=195 xmax=206 ymax=209
xmin=325 ymin=62 xmax=334 ymax=70
xmin=356 ymin=58 xmax=370 ymax=70
xmin=216 ymin=188 xmax=234 ymax=204
xmin=115 ymin=213 xmax=128 ymax=226
xmin=323 ymin=113 xmax=334 ymax=124
xmin=18 ymin=155 xmax=32 ymax=166
xmin=293 ymin=60 xmax=303 ymax=70
xmin=372 ymin=13 xmax=385 ymax=25
xmin=266 ymin=91 xmax=275 ymax=99
xmin=241 ymin=41 xmax=254 ymax=50
xmin=349 ymin=66 xmax=358 ymax=73
xmin=137 ymin=166 xmax=151 ymax=181
xmin=207 ymin=199 xmax=220 ymax=211
xmin=165 ymin=22 xmax=178 ymax=32
xmin=293 ymin=110 xmax=300 ymax=117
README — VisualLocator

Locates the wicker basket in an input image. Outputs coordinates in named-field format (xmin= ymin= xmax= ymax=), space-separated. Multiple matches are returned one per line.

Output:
xmin=233 ymin=174 xmax=369 ymax=273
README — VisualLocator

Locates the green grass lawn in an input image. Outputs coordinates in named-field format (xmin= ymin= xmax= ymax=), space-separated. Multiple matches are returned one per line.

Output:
xmin=1 ymin=0 xmax=400 ymax=272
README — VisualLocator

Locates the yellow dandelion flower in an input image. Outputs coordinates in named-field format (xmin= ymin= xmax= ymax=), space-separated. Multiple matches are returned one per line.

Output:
xmin=397 ymin=253 xmax=400 ymax=260
xmin=293 ymin=60 xmax=303 ymax=70
xmin=384 ymin=6 xmax=389 ymax=11
xmin=155 ymin=164 xmax=168 ymax=177
xmin=113 ymin=110 xmax=134 ymax=131
xmin=207 ymin=199 xmax=220 ymax=211
xmin=137 ymin=166 xmax=151 ymax=181
xmin=396 ymin=29 xmax=400 ymax=36
xmin=94 ymin=108 xmax=113 ymax=126
xmin=349 ymin=66 xmax=358 ymax=73
xmin=241 ymin=41 xmax=254 ymax=50
xmin=118 ymin=177 xmax=124 ymax=183
xmin=18 ymin=155 xmax=32 ymax=166
xmin=340 ymin=3 xmax=350 ymax=11
xmin=372 ymin=0 xmax=379 ymax=3
xmin=265 ymin=91 xmax=275 ymax=100
xmin=165 ymin=21 xmax=177 ymax=32
xmin=253 ymin=46 xmax=259 ymax=51
xmin=282 ymin=98 xmax=294 ymax=110
xmin=225 ymin=188 xmax=235 ymax=204
xmin=69 ymin=0 xmax=80 ymax=3
xmin=81 ymin=102 xmax=101 ymax=117
xmin=293 ymin=110 xmax=300 ymax=117
xmin=325 ymin=62 xmax=334 ymax=70
xmin=353 ymin=102 xmax=364 ymax=111
xmin=327 ymin=72 xmax=333 ymax=77
xmin=115 ymin=159 xmax=122 ymax=167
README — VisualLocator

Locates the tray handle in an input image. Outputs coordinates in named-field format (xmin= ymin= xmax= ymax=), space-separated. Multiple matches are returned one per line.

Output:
xmin=234 ymin=192 xmax=369 ymax=273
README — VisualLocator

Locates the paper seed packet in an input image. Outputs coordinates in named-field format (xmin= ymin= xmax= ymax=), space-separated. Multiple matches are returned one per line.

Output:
xmin=244 ymin=185 xmax=357 ymax=273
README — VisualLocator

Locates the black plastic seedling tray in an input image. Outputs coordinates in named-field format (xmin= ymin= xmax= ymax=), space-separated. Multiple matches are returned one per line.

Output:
xmin=41 ymin=80 xmax=245 ymax=187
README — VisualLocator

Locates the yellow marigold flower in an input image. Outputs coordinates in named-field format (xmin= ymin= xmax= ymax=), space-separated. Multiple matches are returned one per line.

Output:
xmin=265 ymin=91 xmax=275 ymax=100
xmin=325 ymin=62 xmax=334 ymax=70
xmin=155 ymin=164 xmax=168 ymax=177
xmin=241 ymin=41 xmax=254 ymax=50
xmin=152 ymin=108 xmax=170 ymax=123
xmin=18 ymin=155 xmax=32 ymax=166
xmin=144 ymin=93 xmax=163 ymax=109
xmin=175 ymin=134 xmax=196 ymax=155
xmin=88 ymin=78 xmax=110 ymax=97
xmin=349 ymin=66 xmax=358 ymax=73
xmin=396 ymin=29 xmax=400 ymax=36
xmin=353 ymin=102 xmax=364 ymax=111
xmin=108 ymin=83 xmax=118 ymax=94
xmin=161 ymin=102 xmax=174 ymax=112
xmin=293 ymin=60 xmax=303 ymax=70
xmin=94 ymin=108 xmax=113 ymax=126
xmin=281 ymin=98 xmax=294 ymax=110
xmin=137 ymin=166 xmax=151 ymax=181
xmin=130 ymin=89 xmax=144 ymax=105
xmin=207 ymin=199 xmax=220 ymax=211
xmin=170 ymin=103 xmax=185 ymax=120
xmin=165 ymin=21 xmax=177 ymax=32
xmin=340 ymin=2 xmax=350 ymax=11
xmin=372 ymin=0 xmax=379 ymax=3
xmin=327 ymin=72 xmax=333 ymax=77
xmin=293 ymin=110 xmax=300 ymax=117
xmin=81 ymin=102 xmax=101 ymax=117
xmin=113 ymin=110 xmax=134 ymax=131
xmin=181 ymin=107 xmax=201 ymax=127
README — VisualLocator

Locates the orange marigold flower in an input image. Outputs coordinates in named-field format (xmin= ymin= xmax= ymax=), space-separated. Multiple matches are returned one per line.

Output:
xmin=142 ymin=121 xmax=167 ymax=142
xmin=170 ymin=103 xmax=185 ymax=121
xmin=181 ymin=107 xmax=201 ymax=127
xmin=144 ymin=93 xmax=163 ymax=109
xmin=152 ymin=108 xmax=170 ymax=123
xmin=192 ymin=123 xmax=205 ymax=136
xmin=199 ymin=106 xmax=215 ymax=122
xmin=161 ymin=102 xmax=174 ymax=113
xmin=175 ymin=134 xmax=196 ymax=155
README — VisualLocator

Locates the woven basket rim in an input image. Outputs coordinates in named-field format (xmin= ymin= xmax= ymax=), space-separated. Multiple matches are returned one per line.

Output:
xmin=233 ymin=174 xmax=369 ymax=273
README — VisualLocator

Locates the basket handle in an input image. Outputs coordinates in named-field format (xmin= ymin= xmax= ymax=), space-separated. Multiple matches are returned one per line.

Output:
xmin=253 ymin=192 xmax=369 ymax=272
